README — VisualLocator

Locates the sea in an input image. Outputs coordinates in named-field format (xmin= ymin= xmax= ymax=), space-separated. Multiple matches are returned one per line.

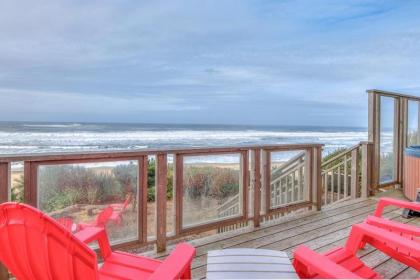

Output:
xmin=0 ymin=121 xmax=389 ymax=169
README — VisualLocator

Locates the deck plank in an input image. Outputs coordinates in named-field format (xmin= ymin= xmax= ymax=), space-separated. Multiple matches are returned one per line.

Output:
xmin=190 ymin=200 xmax=381 ymax=272
xmin=141 ymin=195 xmax=419 ymax=279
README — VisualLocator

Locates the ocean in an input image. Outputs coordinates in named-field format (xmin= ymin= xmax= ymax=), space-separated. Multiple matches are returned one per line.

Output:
xmin=0 ymin=121 xmax=372 ymax=155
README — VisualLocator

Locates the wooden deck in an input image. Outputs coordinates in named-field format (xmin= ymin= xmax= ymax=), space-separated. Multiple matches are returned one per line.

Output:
xmin=143 ymin=190 xmax=420 ymax=279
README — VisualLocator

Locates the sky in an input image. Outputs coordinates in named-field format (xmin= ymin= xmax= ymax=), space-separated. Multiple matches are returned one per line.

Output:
xmin=1 ymin=0 xmax=420 ymax=127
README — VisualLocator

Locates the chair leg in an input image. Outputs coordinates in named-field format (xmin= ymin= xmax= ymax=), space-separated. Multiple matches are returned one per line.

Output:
xmin=181 ymin=265 xmax=192 ymax=280
xmin=292 ymin=259 xmax=310 ymax=279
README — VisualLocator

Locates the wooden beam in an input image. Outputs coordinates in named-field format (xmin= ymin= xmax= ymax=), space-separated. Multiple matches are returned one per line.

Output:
xmin=241 ymin=151 xmax=249 ymax=220
xmin=350 ymin=148 xmax=360 ymax=199
xmin=174 ymin=154 xmax=183 ymax=235
xmin=368 ymin=91 xmax=380 ymax=191
xmin=252 ymin=149 xmax=261 ymax=227
xmin=0 ymin=162 xmax=9 ymax=203
xmin=361 ymin=142 xmax=373 ymax=198
xmin=398 ymin=98 xmax=407 ymax=186
xmin=0 ymin=143 xmax=324 ymax=163
xmin=0 ymin=163 xmax=10 ymax=280
xmin=139 ymin=156 xmax=148 ymax=244
xmin=312 ymin=147 xmax=322 ymax=211
xmin=155 ymin=154 xmax=168 ymax=252
xmin=418 ymin=102 xmax=420 ymax=145
xmin=367 ymin=89 xmax=420 ymax=102
xmin=393 ymin=97 xmax=401 ymax=185
xmin=264 ymin=151 xmax=271 ymax=214
xmin=23 ymin=161 xmax=38 ymax=207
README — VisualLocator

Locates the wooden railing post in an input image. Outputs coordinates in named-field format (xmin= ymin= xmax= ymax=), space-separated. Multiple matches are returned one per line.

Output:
xmin=0 ymin=162 xmax=9 ymax=203
xmin=350 ymin=148 xmax=360 ymax=199
xmin=0 ymin=162 xmax=10 ymax=280
xmin=361 ymin=142 xmax=373 ymax=198
xmin=155 ymin=154 xmax=167 ymax=253
xmin=139 ymin=156 xmax=149 ymax=244
xmin=261 ymin=150 xmax=269 ymax=215
xmin=23 ymin=161 xmax=38 ymax=207
xmin=174 ymin=154 xmax=183 ymax=236
xmin=312 ymin=147 xmax=322 ymax=211
xmin=251 ymin=149 xmax=261 ymax=228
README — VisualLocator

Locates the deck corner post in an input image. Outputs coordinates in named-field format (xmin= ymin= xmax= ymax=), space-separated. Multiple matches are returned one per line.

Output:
xmin=251 ymin=149 xmax=261 ymax=228
xmin=0 ymin=162 xmax=10 ymax=279
xmin=312 ymin=146 xmax=322 ymax=211
xmin=361 ymin=142 xmax=373 ymax=198
xmin=155 ymin=153 xmax=168 ymax=253
xmin=350 ymin=148 xmax=360 ymax=199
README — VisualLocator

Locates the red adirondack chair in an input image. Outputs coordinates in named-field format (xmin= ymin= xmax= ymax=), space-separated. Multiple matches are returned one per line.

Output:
xmin=77 ymin=205 xmax=114 ymax=230
xmin=363 ymin=197 xmax=420 ymax=271
xmin=0 ymin=202 xmax=195 ymax=280
xmin=56 ymin=216 xmax=75 ymax=232
xmin=109 ymin=194 xmax=133 ymax=224
xmin=293 ymin=222 xmax=420 ymax=279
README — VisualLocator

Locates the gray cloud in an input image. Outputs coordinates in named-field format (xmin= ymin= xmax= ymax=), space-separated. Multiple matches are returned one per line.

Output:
xmin=0 ymin=0 xmax=420 ymax=126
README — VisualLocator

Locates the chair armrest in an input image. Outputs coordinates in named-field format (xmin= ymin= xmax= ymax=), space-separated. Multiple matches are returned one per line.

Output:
xmin=374 ymin=198 xmax=420 ymax=217
xmin=293 ymin=245 xmax=362 ymax=279
xmin=74 ymin=227 xmax=104 ymax=243
xmin=148 ymin=243 xmax=196 ymax=280
xmin=366 ymin=215 xmax=420 ymax=236
xmin=74 ymin=227 xmax=112 ymax=259
xmin=348 ymin=223 xmax=420 ymax=258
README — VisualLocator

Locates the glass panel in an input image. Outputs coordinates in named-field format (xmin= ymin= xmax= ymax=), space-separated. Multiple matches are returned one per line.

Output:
xmin=270 ymin=150 xmax=307 ymax=209
xmin=38 ymin=160 xmax=139 ymax=245
xmin=379 ymin=97 xmax=396 ymax=183
xmin=182 ymin=154 xmax=242 ymax=228
xmin=146 ymin=156 xmax=156 ymax=239
xmin=407 ymin=100 xmax=420 ymax=147
xmin=11 ymin=161 xmax=24 ymax=202
xmin=166 ymin=155 xmax=174 ymax=236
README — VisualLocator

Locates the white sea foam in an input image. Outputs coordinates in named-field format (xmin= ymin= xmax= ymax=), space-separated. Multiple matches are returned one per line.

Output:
xmin=0 ymin=124 xmax=394 ymax=167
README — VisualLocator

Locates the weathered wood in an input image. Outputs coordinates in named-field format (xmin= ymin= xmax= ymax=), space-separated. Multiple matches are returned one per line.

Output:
xmin=393 ymin=97 xmax=401 ymax=185
xmin=241 ymin=151 xmax=249 ymax=220
xmin=0 ymin=163 xmax=9 ymax=280
xmin=179 ymin=194 xmax=409 ymax=279
xmin=155 ymin=154 xmax=168 ymax=252
xmin=174 ymin=154 xmax=183 ymax=235
xmin=313 ymin=147 xmax=322 ymax=210
xmin=398 ymin=98 xmax=408 ymax=189
xmin=0 ymin=162 xmax=9 ymax=203
xmin=0 ymin=143 xmax=324 ymax=163
xmin=139 ymin=156 xmax=148 ymax=243
xmin=361 ymin=142 xmax=373 ymax=198
xmin=367 ymin=89 xmax=420 ymax=102
xmin=261 ymin=150 xmax=269 ymax=215
xmin=252 ymin=149 xmax=261 ymax=227
xmin=23 ymin=161 xmax=38 ymax=207
xmin=350 ymin=148 xmax=359 ymax=199
xmin=395 ymin=267 xmax=420 ymax=279
xmin=368 ymin=91 xmax=380 ymax=191
xmin=193 ymin=200 xmax=379 ymax=264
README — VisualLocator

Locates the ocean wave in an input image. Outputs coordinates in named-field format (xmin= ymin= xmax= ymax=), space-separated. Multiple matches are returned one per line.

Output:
xmin=0 ymin=125 xmax=386 ymax=157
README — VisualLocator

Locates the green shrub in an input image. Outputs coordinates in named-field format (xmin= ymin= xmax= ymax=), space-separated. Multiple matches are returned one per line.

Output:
xmin=11 ymin=174 xmax=24 ymax=202
xmin=146 ymin=159 xmax=173 ymax=202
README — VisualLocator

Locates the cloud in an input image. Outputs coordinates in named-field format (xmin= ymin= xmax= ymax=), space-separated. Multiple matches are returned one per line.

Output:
xmin=0 ymin=0 xmax=420 ymax=126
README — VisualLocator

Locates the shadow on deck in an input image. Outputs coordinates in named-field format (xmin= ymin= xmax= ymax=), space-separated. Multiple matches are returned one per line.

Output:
xmin=141 ymin=189 xmax=419 ymax=279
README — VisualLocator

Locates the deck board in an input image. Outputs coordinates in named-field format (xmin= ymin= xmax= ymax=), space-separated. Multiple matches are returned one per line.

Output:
xmin=142 ymin=193 xmax=419 ymax=279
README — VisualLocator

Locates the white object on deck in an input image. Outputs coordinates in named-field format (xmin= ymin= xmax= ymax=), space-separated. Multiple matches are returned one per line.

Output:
xmin=206 ymin=248 xmax=298 ymax=279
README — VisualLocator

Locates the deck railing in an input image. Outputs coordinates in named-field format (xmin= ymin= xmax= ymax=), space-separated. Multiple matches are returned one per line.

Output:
xmin=0 ymin=143 xmax=330 ymax=253
xmin=321 ymin=141 xmax=373 ymax=207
